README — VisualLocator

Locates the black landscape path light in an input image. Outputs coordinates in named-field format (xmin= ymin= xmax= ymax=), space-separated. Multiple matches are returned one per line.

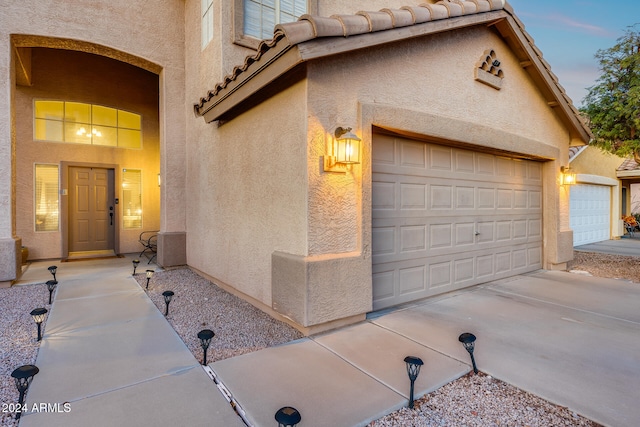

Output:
xmin=162 ymin=291 xmax=174 ymax=316
xmin=459 ymin=332 xmax=478 ymax=374
xmin=132 ymin=259 xmax=140 ymax=275
xmin=404 ymin=356 xmax=424 ymax=409
xmin=46 ymin=280 xmax=57 ymax=305
xmin=145 ymin=269 xmax=154 ymax=290
xmin=30 ymin=308 xmax=48 ymax=341
xmin=47 ymin=265 xmax=57 ymax=281
xmin=275 ymin=406 xmax=301 ymax=427
xmin=11 ymin=364 xmax=39 ymax=420
xmin=197 ymin=329 xmax=215 ymax=365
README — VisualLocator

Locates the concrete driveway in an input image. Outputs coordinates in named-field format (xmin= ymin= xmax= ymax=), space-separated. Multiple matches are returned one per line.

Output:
xmin=212 ymin=269 xmax=640 ymax=427
xmin=372 ymin=270 xmax=640 ymax=427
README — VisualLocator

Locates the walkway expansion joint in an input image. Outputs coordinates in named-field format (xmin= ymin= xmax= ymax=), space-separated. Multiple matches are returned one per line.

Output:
xmin=202 ymin=365 xmax=253 ymax=427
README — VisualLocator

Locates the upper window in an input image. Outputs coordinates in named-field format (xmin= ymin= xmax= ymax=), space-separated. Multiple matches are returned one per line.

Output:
xmin=34 ymin=100 xmax=142 ymax=149
xmin=202 ymin=0 xmax=214 ymax=48
xmin=243 ymin=0 xmax=307 ymax=40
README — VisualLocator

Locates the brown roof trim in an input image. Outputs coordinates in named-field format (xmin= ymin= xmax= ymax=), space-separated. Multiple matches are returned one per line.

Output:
xmin=194 ymin=0 xmax=592 ymax=143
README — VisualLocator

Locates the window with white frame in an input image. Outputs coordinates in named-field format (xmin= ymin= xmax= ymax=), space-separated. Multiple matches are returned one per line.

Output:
xmin=34 ymin=100 xmax=142 ymax=149
xmin=35 ymin=164 xmax=59 ymax=232
xmin=122 ymin=169 xmax=142 ymax=229
xmin=202 ymin=0 xmax=214 ymax=48
xmin=243 ymin=0 xmax=307 ymax=40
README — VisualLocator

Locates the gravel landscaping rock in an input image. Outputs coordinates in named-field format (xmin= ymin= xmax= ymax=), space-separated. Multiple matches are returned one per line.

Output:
xmin=134 ymin=267 xmax=304 ymax=362
xmin=0 ymin=284 xmax=49 ymax=427
xmin=368 ymin=372 xmax=602 ymax=427
xmin=569 ymin=251 xmax=640 ymax=283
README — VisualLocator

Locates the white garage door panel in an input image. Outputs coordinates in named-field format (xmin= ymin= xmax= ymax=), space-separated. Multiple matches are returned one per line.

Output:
xmin=570 ymin=184 xmax=610 ymax=246
xmin=372 ymin=134 xmax=543 ymax=310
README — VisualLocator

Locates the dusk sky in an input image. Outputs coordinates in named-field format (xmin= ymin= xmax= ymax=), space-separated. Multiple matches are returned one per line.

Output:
xmin=507 ymin=0 xmax=638 ymax=107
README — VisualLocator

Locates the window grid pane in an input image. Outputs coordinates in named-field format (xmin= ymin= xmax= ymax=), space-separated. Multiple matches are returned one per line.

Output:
xmin=122 ymin=169 xmax=142 ymax=229
xmin=34 ymin=101 xmax=142 ymax=149
xmin=35 ymin=164 xmax=59 ymax=232
xmin=244 ymin=0 xmax=306 ymax=39
xmin=201 ymin=0 xmax=214 ymax=48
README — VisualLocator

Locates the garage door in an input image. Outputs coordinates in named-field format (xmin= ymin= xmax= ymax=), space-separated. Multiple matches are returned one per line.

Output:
xmin=372 ymin=134 xmax=543 ymax=310
xmin=570 ymin=184 xmax=610 ymax=246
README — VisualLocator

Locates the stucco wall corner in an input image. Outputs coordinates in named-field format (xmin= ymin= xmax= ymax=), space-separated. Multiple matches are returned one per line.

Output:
xmin=157 ymin=232 xmax=186 ymax=267
xmin=272 ymin=251 xmax=371 ymax=329
xmin=0 ymin=237 xmax=21 ymax=282
xmin=551 ymin=230 xmax=574 ymax=266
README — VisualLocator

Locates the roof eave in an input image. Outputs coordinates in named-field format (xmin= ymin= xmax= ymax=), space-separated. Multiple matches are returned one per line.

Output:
xmin=617 ymin=170 xmax=640 ymax=178
xmin=197 ymin=42 xmax=303 ymax=123
xmin=195 ymin=8 xmax=594 ymax=143
xmin=494 ymin=15 xmax=592 ymax=144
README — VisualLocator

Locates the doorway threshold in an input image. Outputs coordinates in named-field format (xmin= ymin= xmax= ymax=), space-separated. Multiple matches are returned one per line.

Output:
xmin=66 ymin=250 xmax=119 ymax=261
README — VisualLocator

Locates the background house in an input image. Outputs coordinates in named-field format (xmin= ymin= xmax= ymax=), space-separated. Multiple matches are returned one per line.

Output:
xmin=568 ymin=146 xmax=625 ymax=245
xmin=617 ymin=158 xmax=640 ymax=218
xmin=1 ymin=0 xmax=591 ymax=333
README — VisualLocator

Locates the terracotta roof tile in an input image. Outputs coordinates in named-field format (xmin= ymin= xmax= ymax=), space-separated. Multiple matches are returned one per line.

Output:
xmin=194 ymin=0 xmax=591 ymax=142
xmin=618 ymin=157 xmax=640 ymax=171
xmin=568 ymin=146 xmax=586 ymax=161
xmin=381 ymin=8 xmax=416 ymax=28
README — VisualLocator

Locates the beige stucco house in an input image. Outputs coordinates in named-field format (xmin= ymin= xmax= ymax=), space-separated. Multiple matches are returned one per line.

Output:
xmin=1 ymin=0 xmax=591 ymax=333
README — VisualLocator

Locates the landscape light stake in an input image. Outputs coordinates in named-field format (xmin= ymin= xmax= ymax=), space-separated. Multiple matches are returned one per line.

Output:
xmin=145 ymin=269 xmax=154 ymax=290
xmin=47 ymin=265 xmax=57 ymax=281
xmin=132 ymin=259 xmax=140 ymax=275
xmin=404 ymin=356 xmax=424 ymax=409
xmin=197 ymin=329 xmax=215 ymax=365
xmin=275 ymin=406 xmax=301 ymax=427
xmin=162 ymin=291 xmax=174 ymax=316
xmin=30 ymin=308 xmax=48 ymax=341
xmin=11 ymin=365 xmax=39 ymax=420
xmin=46 ymin=280 xmax=58 ymax=305
xmin=459 ymin=332 xmax=478 ymax=374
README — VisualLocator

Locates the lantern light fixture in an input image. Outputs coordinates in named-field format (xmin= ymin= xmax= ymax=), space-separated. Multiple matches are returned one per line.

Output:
xmin=46 ymin=280 xmax=58 ymax=305
xmin=162 ymin=291 xmax=174 ymax=316
xmin=132 ymin=259 xmax=140 ymax=275
xmin=458 ymin=332 xmax=478 ymax=374
xmin=275 ymin=406 xmax=301 ymax=427
xmin=11 ymin=365 xmax=39 ymax=420
xmin=323 ymin=126 xmax=361 ymax=172
xmin=145 ymin=269 xmax=154 ymax=290
xmin=30 ymin=308 xmax=48 ymax=341
xmin=197 ymin=329 xmax=215 ymax=365
xmin=403 ymin=356 xmax=424 ymax=409
xmin=48 ymin=265 xmax=57 ymax=281
xmin=560 ymin=166 xmax=576 ymax=186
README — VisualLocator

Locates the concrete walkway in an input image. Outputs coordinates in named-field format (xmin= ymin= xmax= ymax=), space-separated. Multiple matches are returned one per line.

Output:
xmin=16 ymin=255 xmax=244 ymax=427
xmin=14 ymin=242 xmax=640 ymax=427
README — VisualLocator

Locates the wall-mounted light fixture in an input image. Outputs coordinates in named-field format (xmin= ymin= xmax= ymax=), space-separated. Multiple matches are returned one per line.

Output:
xmin=323 ymin=127 xmax=361 ymax=172
xmin=560 ymin=166 xmax=576 ymax=186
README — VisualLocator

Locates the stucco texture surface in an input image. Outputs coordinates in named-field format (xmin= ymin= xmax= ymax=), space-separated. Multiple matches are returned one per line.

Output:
xmin=186 ymin=81 xmax=309 ymax=306
xmin=571 ymin=146 xmax=624 ymax=179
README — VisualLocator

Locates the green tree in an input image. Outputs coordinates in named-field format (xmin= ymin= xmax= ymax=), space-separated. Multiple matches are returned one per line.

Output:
xmin=582 ymin=25 xmax=640 ymax=162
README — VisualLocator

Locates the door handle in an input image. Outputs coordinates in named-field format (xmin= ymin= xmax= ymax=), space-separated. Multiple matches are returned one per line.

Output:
xmin=110 ymin=212 xmax=113 ymax=226
xmin=474 ymin=231 xmax=480 ymax=236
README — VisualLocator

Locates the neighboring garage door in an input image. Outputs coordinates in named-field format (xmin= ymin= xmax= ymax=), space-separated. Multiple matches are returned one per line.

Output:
xmin=570 ymin=184 xmax=610 ymax=246
xmin=372 ymin=134 xmax=543 ymax=310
